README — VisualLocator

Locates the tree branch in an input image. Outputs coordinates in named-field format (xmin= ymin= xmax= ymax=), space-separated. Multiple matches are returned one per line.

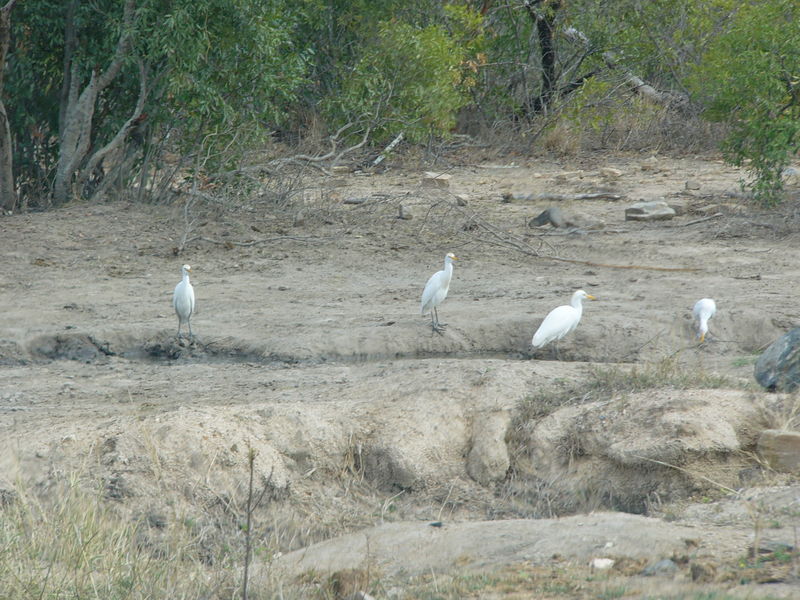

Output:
xmin=53 ymin=0 xmax=138 ymax=203
xmin=81 ymin=60 xmax=148 ymax=199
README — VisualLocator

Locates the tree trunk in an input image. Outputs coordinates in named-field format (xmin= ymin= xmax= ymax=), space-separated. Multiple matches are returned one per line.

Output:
xmin=524 ymin=0 xmax=562 ymax=115
xmin=0 ymin=0 xmax=18 ymax=212
xmin=58 ymin=0 xmax=79 ymax=143
xmin=52 ymin=0 xmax=135 ymax=204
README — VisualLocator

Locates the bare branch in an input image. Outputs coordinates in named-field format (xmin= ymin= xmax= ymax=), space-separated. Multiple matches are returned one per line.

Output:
xmin=53 ymin=0 xmax=138 ymax=203
xmin=82 ymin=60 xmax=148 ymax=199
xmin=96 ymin=0 xmax=136 ymax=92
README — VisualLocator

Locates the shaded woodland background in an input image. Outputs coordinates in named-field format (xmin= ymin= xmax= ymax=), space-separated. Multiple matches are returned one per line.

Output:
xmin=1 ymin=0 xmax=798 ymax=214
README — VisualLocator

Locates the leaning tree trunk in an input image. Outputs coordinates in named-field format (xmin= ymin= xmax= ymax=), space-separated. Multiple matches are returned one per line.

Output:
xmin=0 ymin=0 xmax=18 ymax=212
xmin=53 ymin=0 xmax=135 ymax=205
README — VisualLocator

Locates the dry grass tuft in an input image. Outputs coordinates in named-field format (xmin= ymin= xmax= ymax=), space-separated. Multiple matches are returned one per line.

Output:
xmin=755 ymin=392 xmax=800 ymax=432
xmin=502 ymin=356 xmax=741 ymax=518
xmin=0 ymin=475 xmax=239 ymax=599
xmin=514 ymin=355 xmax=735 ymax=427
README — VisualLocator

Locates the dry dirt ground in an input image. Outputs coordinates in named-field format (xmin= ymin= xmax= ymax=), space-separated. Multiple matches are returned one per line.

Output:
xmin=3 ymin=151 xmax=800 ymax=598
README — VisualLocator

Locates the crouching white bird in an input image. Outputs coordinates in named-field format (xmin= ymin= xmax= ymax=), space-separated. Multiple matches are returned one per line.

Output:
xmin=420 ymin=252 xmax=458 ymax=333
xmin=692 ymin=298 xmax=716 ymax=343
xmin=173 ymin=264 xmax=195 ymax=340
xmin=532 ymin=289 xmax=596 ymax=356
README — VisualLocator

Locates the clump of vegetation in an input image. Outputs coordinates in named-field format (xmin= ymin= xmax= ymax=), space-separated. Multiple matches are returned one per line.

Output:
xmin=1 ymin=0 xmax=797 ymax=209
xmin=0 ymin=478 xmax=237 ymax=599
xmin=516 ymin=355 xmax=735 ymax=424
xmin=688 ymin=0 xmax=800 ymax=204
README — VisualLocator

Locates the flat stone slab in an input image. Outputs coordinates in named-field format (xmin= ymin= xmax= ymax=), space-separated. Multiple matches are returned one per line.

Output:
xmin=625 ymin=200 xmax=676 ymax=221
xmin=757 ymin=429 xmax=800 ymax=472
xmin=269 ymin=513 xmax=743 ymax=579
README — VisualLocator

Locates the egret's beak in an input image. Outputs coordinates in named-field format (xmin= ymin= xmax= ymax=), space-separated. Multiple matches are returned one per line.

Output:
xmin=452 ymin=255 xmax=459 ymax=261
xmin=699 ymin=333 xmax=705 ymax=343
xmin=586 ymin=294 xmax=597 ymax=300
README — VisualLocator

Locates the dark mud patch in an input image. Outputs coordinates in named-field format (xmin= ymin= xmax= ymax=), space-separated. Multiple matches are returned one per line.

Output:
xmin=24 ymin=331 xmax=638 ymax=367
xmin=28 ymin=334 xmax=115 ymax=363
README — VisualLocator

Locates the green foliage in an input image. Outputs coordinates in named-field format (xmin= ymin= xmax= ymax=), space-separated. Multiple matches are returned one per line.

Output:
xmin=688 ymin=0 xmax=800 ymax=204
xmin=146 ymin=0 xmax=307 ymax=156
xmin=6 ymin=0 xmax=309 ymax=199
xmin=8 ymin=1 xmax=131 ymax=196
xmin=324 ymin=14 xmax=479 ymax=143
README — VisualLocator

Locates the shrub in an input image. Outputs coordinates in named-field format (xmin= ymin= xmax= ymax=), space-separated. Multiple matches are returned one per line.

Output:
xmin=688 ymin=0 xmax=800 ymax=204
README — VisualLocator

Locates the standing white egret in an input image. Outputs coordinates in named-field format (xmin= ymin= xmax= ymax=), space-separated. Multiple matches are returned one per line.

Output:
xmin=532 ymin=289 xmax=596 ymax=356
xmin=692 ymin=298 xmax=716 ymax=343
xmin=420 ymin=252 xmax=458 ymax=333
xmin=173 ymin=264 xmax=195 ymax=340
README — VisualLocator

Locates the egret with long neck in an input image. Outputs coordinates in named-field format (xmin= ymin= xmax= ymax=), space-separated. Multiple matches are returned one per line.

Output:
xmin=173 ymin=264 xmax=196 ymax=340
xmin=420 ymin=252 xmax=458 ymax=334
xmin=532 ymin=289 xmax=596 ymax=358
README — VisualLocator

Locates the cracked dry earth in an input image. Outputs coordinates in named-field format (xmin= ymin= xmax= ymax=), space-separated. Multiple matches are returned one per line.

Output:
xmin=3 ymin=152 xmax=800 ymax=598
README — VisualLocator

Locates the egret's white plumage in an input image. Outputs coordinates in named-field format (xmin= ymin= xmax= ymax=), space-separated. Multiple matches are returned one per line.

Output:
xmin=532 ymin=289 xmax=596 ymax=350
xmin=692 ymin=298 xmax=716 ymax=343
xmin=420 ymin=252 xmax=457 ymax=333
xmin=173 ymin=264 xmax=195 ymax=340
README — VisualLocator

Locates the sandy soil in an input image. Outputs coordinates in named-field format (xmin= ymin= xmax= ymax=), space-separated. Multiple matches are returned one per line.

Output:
xmin=2 ymin=151 xmax=800 ymax=596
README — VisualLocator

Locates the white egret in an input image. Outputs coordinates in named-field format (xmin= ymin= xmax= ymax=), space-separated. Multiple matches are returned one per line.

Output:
xmin=532 ymin=289 xmax=596 ymax=356
xmin=420 ymin=252 xmax=458 ymax=333
xmin=692 ymin=298 xmax=716 ymax=343
xmin=173 ymin=264 xmax=195 ymax=340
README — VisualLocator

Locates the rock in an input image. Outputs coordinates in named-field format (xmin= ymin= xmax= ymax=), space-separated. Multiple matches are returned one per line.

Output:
xmin=530 ymin=206 xmax=567 ymax=228
xmin=422 ymin=172 xmax=451 ymax=189
xmin=455 ymin=194 xmax=469 ymax=207
xmin=757 ymin=430 xmax=800 ymax=473
xmin=271 ymin=513 xmax=732 ymax=580
xmin=625 ymin=201 xmax=676 ymax=221
xmin=600 ymin=167 xmax=623 ymax=179
xmin=590 ymin=557 xmax=615 ymax=570
xmin=685 ymin=180 xmax=701 ymax=190
xmin=782 ymin=166 xmax=800 ymax=185
xmin=754 ymin=328 xmax=800 ymax=391
xmin=330 ymin=165 xmax=351 ymax=174
xmin=397 ymin=206 xmax=413 ymax=220
xmin=466 ymin=411 xmax=511 ymax=486
xmin=641 ymin=558 xmax=678 ymax=576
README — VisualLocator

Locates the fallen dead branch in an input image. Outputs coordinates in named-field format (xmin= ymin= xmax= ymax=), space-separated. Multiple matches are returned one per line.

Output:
xmin=681 ymin=213 xmax=723 ymax=227
xmin=198 ymin=235 xmax=326 ymax=247
xmin=507 ymin=192 xmax=623 ymax=202
xmin=175 ymin=235 xmax=327 ymax=253
xmin=532 ymin=228 xmax=629 ymax=236
xmin=372 ymin=132 xmax=404 ymax=167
